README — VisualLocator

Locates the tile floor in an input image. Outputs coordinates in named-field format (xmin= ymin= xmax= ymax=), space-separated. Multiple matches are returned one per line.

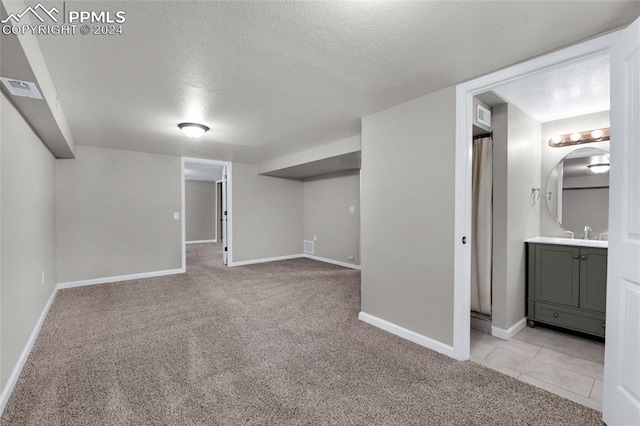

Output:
xmin=470 ymin=325 xmax=605 ymax=411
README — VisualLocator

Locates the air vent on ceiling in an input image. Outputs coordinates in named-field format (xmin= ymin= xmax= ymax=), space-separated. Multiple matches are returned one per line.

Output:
xmin=0 ymin=77 xmax=43 ymax=100
xmin=303 ymin=240 xmax=315 ymax=255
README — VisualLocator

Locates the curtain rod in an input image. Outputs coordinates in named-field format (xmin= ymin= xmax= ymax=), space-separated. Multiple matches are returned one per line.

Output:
xmin=473 ymin=132 xmax=493 ymax=139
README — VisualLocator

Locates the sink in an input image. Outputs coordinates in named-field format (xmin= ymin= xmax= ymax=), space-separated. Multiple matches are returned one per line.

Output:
xmin=525 ymin=236 xmax=608 ymax=248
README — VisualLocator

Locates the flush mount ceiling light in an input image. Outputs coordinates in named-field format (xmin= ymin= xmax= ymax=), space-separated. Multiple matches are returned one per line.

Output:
xmin=587 ymin=163 xmax=610 ymax=174
xmin=178 ymin=122 xmax=209 ymax=139
xmin=548 ymin=127 xmax=610 ymax=147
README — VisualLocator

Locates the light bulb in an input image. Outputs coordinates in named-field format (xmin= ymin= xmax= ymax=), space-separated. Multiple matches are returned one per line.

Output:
xmin=587 ymin=163 xmax=610 ymax=174
xmin=570 ymin=132 xmax=582 ymax=142
xmin=591 ymin=129 xmax=604 ymax=139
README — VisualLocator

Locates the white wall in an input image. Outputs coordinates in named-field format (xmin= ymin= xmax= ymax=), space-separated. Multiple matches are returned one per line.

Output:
xmin=0 ymin=93 xmax=57 ymax=388
xmin=361 ymin=86 xmax=456 ymax=346
xmin=491 ymin=103 xmax=542 ymax=330
xmin=540 ymin=111 xmax=610 ymax=237
xmin=232 ymin=163 xmax=303 ymax=262
xmin=185 ymin=180 xmax=217 ymax=242
xmin=303 ymin=170 xmax=360 ymax=265
xmin=56 ymin=146 xmax=183 ymax=283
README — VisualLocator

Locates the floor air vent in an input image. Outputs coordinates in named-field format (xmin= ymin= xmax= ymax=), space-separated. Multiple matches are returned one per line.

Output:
xmin=303 ymin=240 xmax=314 ymax=255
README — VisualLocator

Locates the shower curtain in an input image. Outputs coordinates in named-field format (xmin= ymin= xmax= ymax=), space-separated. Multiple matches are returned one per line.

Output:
xmin=471 ymin=136 xmax=493 ymax=316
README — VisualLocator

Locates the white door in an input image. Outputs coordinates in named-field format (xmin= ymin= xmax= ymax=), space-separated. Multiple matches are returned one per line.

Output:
xmin=222 ymin=166 xmax=228 ymax=265
xmin=603 ymin=17 xmax=640 ymax=425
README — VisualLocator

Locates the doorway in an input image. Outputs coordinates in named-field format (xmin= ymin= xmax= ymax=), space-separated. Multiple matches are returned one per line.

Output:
xmin=454 ymin=22 xmax=640 ymax=423
xmin=182 ymin=157 xmax=233 ymax=268
xmin=452 ymin=31 xmax=614 ymax=360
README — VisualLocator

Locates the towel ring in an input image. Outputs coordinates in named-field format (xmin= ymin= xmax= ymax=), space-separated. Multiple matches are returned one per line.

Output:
xmin=531 ymin=187 xmax=541 ymax=206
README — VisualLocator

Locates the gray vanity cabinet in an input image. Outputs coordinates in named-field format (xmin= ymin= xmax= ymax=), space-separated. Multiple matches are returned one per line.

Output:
xmin=579 ymin=248 xmax=608 ymax=313
xmin=527 ymin=243 xmax=607 ymax=337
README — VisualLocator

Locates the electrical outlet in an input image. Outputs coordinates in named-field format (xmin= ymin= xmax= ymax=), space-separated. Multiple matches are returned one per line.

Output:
xmin=173 ymin=212 xmax=180 ymax=220
xmin=313 ymin=235 xmax=317 ymax=241
xmin=349 ymin=206 xmax=355 ymax=213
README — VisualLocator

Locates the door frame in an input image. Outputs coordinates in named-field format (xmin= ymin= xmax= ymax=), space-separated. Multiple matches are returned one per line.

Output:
xmin=215 ymin=179 xmax=223 ymax=243
xmin=452 ymin=31 xmax=617 ymax=361
xmin=181 ymin=157 xmax=233 ymax=269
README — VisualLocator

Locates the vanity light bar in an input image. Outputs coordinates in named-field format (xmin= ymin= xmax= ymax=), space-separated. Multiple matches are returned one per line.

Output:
xmin=548 ymin=127 xmax=610 ymax=147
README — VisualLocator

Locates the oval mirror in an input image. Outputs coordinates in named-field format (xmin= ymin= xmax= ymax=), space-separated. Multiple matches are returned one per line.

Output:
xmin=546 ymin=147 xmax=610 ymax=237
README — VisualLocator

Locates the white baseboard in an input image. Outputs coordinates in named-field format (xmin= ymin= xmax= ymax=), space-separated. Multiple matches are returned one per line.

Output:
xmin=57 ymin=268 xmax=186 ymax=290
xmin=0 ymin=286 xmax=58 ymax=416
xmin=228 ymin=253 xmax=362 ymax=269
xmin=492 ymin=317 xmax=527 ymax=341
xmin=186 ymin=239 xmax=216 ymax=244
xmin=358 ymin=311 xmax=455 ymax=358
xmin=228 ymin=254 xmax=304 ymax=267
xmin=303 ymin=254 xmax=361 ymax=270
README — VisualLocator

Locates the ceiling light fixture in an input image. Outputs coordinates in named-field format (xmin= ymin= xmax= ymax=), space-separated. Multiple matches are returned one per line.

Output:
xmin=587 ymin=163 xmax=610 ymax=174
xmin=178 ymin=122 xmax=209 ymax=138
xmin=548 ymin=127 xmax=610 ymax=147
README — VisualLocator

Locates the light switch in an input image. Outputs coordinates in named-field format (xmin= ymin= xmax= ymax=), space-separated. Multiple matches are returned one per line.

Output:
xmin=313 ymin=235 xmax=317 ymax=241
xmin=349 ymin=206 xmax=355 ymax=213
xmin=173 ymin=212 xmax=180 ymax=220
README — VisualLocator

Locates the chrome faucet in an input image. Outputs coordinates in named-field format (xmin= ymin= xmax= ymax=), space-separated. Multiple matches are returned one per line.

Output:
xmin=564 ymin=231 xmax=575 ymax=239
xmin=584 ymin=225 xmax=592 ymax=240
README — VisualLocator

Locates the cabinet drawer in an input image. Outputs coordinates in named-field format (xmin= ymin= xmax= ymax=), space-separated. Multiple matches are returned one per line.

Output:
xmin=534 ymin=302 xmax=606 ymax=337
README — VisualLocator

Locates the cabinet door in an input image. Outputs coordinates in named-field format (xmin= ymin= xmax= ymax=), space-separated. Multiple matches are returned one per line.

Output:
xmin=534 ymin=244 xmax=580 ymax=307
xmin=579 ymin=248 xmax=608 ymax=313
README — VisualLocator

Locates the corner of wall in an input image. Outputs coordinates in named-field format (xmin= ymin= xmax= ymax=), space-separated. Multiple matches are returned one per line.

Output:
xmin=302 ymin=170 xmax=360 ymax=266
xmin=0 ymin=92 xmax=58 ymax=398
xmin=232 ymin=163 xmax=303 ymax=262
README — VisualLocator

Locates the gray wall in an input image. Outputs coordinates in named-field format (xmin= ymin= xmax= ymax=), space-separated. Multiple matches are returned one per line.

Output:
xmin=1 ymin=93 xmax=57 ymax=388
xmin=232 ymin=163 xmax=303 ymax=262
xmin=540 ymin=111 xmax=610 ymax=237
xmin=56 ymin=146 xmax=182 ymax=283
xmin=303 ymin=170 xmax=360 ymax=265
xmin=492 ymin=103 xmax=542 ymax=331
xmin=185 ymin=180 xmax=217 ymax=242
xmin=361 ymin=86 xmax=456 ymax=346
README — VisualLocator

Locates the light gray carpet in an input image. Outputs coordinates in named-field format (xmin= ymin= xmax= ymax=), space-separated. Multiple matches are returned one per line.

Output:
xmin=1 ymin=244 xmax=602 ymax=425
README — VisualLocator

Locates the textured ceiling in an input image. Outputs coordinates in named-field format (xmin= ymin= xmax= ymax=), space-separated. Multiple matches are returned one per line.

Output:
xmin=493 ymin=53 xmax=610 ymax=123
xmin=25 ymin=0 xmax=640 ymax=163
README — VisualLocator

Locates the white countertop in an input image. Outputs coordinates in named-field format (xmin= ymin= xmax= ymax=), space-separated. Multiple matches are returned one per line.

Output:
xmin=525 ymin=236 xmax=608 ymax=248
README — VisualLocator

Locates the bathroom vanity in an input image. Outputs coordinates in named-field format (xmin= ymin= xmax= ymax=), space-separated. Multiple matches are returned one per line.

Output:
xmin=526 ymin=237 xmax=607 ymax=337
xmin=526 ymin=146 xmax=610 ymax=338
